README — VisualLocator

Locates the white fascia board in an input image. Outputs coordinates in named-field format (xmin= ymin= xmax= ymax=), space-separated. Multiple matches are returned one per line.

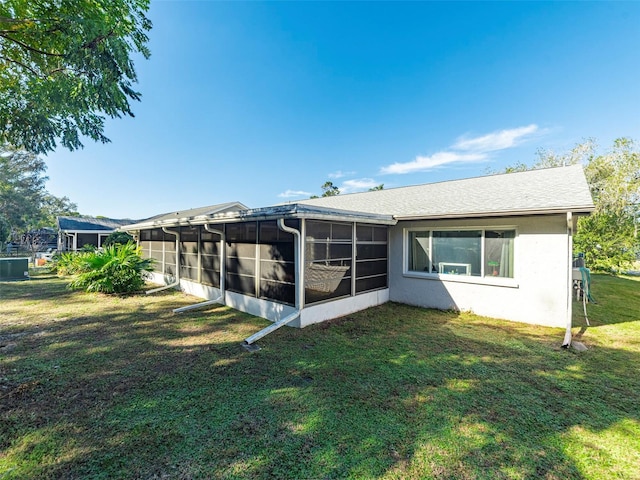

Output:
xmin=122 ymin=212 xmax=396 ymax=230
xmin=59 ymin=229 xmax=115 ymax=234
xmin=394 ymin=207 xmax=595 ymax=222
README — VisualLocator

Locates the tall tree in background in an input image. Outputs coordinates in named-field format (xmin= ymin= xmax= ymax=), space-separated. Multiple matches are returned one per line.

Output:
xmin=311 ymin=181 xmax=341 ymax=198
xmin=40 ymin=192 xmax=79 ymax=227
xmin=499 ymin=138 xmax=639 ymax=272
xmin=0 ymin=0 xmax=151 ymax=153
xmin=0 ymin=147 xmax=43 ymax=235
xmin=321 ymin=181 xmax=340 ymax=197
xmin=574 ymin=139 xmax=639 ymax=272
xmin=0 ymin=145 xmax=78 ymax=243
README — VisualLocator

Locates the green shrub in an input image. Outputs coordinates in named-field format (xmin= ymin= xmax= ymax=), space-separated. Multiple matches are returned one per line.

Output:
xmin=51 ymin=251 xmax=86 ymax=276
xmin=66 ymin=242 xmax=154 ymax=294
xmin=103 ymin=231 xmax=135 ymax=247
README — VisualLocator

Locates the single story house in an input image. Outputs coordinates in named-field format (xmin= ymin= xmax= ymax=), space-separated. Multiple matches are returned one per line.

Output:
xmin=120 ymin=165 xmax=594 ymax=344
xmin=57 ymin=216 xmax=137 ymax=251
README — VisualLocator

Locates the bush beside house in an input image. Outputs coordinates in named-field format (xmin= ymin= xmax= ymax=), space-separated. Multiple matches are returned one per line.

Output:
xmin=55 ymin=242 xmax=154 ymax=294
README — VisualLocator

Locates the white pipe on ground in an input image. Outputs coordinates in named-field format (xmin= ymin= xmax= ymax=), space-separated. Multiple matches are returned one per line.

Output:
xmin=243 ymin=310 xmax=301 ymax=346
xmin=146 ymin=227 xmax=180 ymax=295
xmin=173 ymin=225 xmax=225 ymax=313
xmin=173 ymin=296 xmax=222 ymax=313
xmin=243 ymin=218 xmax=302 ymax=346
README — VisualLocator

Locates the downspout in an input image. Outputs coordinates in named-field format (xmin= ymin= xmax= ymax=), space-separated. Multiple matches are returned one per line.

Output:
xmin=146 ymin=227 xmax=180 ymax=294
xmin=562 ymin=212 xmax=573 ymax=347
xmin=173 ymin=224 xmax=226 ymax=313
xmin=243 ymin=218 xmax=302 ymax=348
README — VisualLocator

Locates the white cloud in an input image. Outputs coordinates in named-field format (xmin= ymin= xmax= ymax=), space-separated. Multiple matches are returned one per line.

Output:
xmin=380 ymin=152 xmax=486 ymax=175
xmin=328 ymin=170 xmax=356 ymax=179
xmin=380 ymin=124 xmax=542 ymax=175
xmin=278 ymin=189 xmax=313 ymax=198
xmin=340 ymin=178 xmax=380 ymax=193
xmin=453 ymin=124 xmax=539 ymax=152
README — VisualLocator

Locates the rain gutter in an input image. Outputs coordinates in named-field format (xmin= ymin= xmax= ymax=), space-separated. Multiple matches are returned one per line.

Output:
xmin=562 ymin=212 xmax=574 ymax=347
xmin=242 ymin=218 xmax=302 ymax=349
xmin=173 ymin=224 xmax=226 ymax=313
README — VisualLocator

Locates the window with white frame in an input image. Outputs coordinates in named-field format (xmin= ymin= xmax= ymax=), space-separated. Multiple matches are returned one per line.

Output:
xmin=406 ymin=228 xmax=515 ymax=278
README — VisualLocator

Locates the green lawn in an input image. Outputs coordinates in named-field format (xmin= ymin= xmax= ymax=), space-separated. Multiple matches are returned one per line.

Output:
xmin=1 ymin=274 xmax=639 ymax=479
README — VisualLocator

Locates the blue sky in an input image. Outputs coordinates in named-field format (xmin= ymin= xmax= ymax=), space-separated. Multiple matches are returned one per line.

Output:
xmin=45 ymin=1 xmax=640 ymax=220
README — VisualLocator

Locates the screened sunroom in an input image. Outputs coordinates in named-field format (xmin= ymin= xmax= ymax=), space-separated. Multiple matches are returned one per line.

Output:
xmin=122 ymin=204 xmax=396 ymax=330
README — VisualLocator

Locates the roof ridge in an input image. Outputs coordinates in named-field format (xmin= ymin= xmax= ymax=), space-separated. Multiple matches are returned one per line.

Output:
xmin=313 ymin=164 xmax=585 ymax=200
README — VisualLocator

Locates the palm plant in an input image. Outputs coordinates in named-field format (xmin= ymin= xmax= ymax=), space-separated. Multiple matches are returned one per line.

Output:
xmin=67 ymin=242 xmax=154 ymax=294
xmin=51 ymin=251 xmax=85 ymax=276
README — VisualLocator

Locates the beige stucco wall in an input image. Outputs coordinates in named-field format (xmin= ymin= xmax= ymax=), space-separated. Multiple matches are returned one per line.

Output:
xmin=389 ymin=215 xmax=571 ymax=328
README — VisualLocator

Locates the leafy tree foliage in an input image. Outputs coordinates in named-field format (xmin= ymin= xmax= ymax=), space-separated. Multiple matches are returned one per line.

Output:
xmin=0 ymin=145 xmax=78 ymax=242
xmin=0 ymin=214 xmax=10 ymax=245
xmin=500 ymin=138 xmax=639 ymax=272
xmin=321 ymin=181 xmax=340 ymax=197
xmin=310 ymin=181 xmax=341 ymax=199
xmin=40 ymin=192 xmax=79 ymax=227
xmin=575 ymin=211 xmax=637 ymax=272
xmin=103 ymin=230 xmax=134 ymax=247
xmin=310 ymin=181 xmax=383 ymax=198
xmin=574 ymin=139 xmax=639 ymax=272
xmin=0 ymin=0 xmax=151 ymax=153
xmin=0 ymin=146 xmax=44 ymax=233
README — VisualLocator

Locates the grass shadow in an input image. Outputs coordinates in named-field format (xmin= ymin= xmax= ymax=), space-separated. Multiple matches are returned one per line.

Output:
xmin=1 ymin=279 xmax=639 ymax=479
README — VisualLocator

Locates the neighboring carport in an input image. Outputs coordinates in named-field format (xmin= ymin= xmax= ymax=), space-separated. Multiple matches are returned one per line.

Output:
xmin=57 ymin=216 xmax=137 ymax=251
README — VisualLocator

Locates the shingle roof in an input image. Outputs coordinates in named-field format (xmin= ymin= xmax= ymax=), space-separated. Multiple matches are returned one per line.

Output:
xmin=57 ymin=216 xmax=136 ymax=231
xmin=297 ymin=165 xmax=594 ymax=219
xmin=120 ymin=202 xmax=248 ymax=230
